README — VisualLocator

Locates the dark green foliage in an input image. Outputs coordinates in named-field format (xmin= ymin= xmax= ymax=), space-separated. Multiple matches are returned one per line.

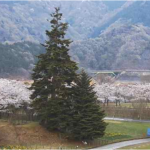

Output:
xmin=0 ymin=41 xmax=45 ymax=78
xmin=30 ymin=8 xmax=78 ymax=132
xmin=71 ymin=70 xmax=107 ymax=140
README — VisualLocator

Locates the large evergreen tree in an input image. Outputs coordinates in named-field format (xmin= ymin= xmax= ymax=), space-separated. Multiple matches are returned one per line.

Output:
xmin=71 ymin=70 xmax=107 ymax=140
xmin=30 ymin=7 xmax=78 ymax=131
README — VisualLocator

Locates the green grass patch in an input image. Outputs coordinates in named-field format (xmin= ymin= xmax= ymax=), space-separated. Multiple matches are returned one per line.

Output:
xmin=102 ymin=134 xmax=132 ymax=141
xmin=105 ymin=120 xmax=149 ymax=139
xmin=17 ymin=120 xmax=150 ymax=144
xmin=93 ymin=120 xmax=150 ymax=146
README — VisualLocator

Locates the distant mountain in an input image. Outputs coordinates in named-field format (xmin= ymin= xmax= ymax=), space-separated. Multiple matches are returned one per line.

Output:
xmin=102 ymin=1 xmax=126 ymax=11
xmin=0 ymin=1 xmax=109 ymax=42
xmin=2 ymin=21 xmax=150 ymax=78
xmin=1 ymin=1 xmax=150 ymax=43
xmin=91 ymin=1 xmax=150 ymax=38
xmin=0 ymin=41 xmax=44 ymax=78
xmin=1 ymin=1 xmax=150 ymax=78
xmin=70 ymin=21 xmax=150 ymax=71
xmin=0 ymin=1 xmax=133 ymax=43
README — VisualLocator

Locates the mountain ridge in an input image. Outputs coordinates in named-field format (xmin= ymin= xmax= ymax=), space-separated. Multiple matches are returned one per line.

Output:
xmin=1 ymin=1 xmax=150 ymax=78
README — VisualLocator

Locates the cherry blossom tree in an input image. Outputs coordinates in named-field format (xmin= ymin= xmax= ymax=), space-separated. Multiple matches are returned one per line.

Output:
xmin=0 ymin=79 xmax=31 ymax=109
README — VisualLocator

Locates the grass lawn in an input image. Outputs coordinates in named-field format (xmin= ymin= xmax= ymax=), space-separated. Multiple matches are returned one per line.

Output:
xmin=97 ymin=120 xmax=150 ymax=145
xmin=0 ymin=120 xmax=150 ymax=149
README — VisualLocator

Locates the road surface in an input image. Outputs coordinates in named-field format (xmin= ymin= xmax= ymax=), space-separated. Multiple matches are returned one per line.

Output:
xmin=104 ymin=117 xmax=150 ymax=123
xmin=90 ymin=138 xmax=150 ymax=150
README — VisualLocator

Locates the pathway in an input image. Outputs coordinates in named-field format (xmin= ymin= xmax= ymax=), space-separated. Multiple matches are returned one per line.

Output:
xmin=90 ymin=138 xmax=150 ymax=150
xmin=104 ymin=117 xmax=150 ymax=123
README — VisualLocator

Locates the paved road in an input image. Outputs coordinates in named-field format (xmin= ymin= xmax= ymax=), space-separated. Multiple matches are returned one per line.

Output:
xmin=90 ymin=138 xmax=150 ymax=150
xmin=104 ymin=117 xmax=150 ymax=123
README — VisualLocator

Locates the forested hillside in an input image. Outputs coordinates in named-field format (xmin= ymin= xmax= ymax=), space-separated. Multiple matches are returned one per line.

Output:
xmin=71 ymin=22 xmax=150 ymax=70
xmin=0 ymin=1 xmax=135 ymax=42
xmin=1 ymin=1 xmax=150 ymax=78
xmin=0 ymin=42 xmax=44 ymax=78
xmin=2 ymin=21 xmax=150 ymax=78
xmin=90 ymin=1 xmax=150 ymax=38
xmin=0 ymin=1 xmax=110 ymax=42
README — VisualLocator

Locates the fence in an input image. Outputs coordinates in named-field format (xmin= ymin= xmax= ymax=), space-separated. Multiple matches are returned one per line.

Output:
xmin=0 ymin=110 xmax=39 ymax=125
xmin=102 ymin=106 xmax=150 ymax=120
xmin=1 ymin=105 xmax=150 ymax=124
xmin=0 ymin=105 xmax=148 ymax=149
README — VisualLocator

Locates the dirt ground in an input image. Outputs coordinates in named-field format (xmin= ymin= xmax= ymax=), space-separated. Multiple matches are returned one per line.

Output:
xmin=0 ymin=120 xmax=86 ymax=149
